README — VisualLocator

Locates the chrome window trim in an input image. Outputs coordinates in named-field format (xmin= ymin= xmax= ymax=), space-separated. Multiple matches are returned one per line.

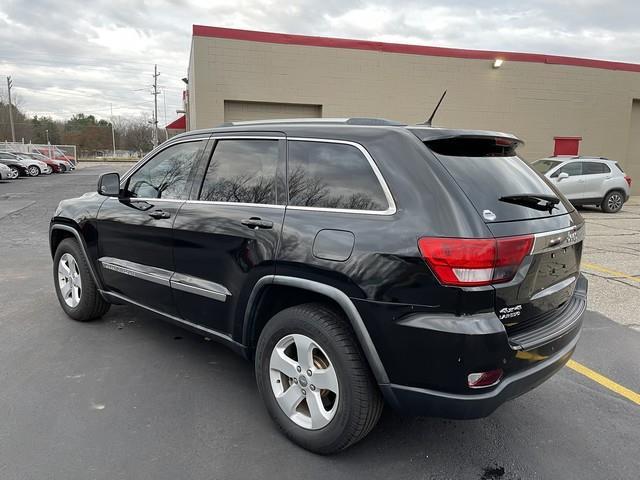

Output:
xmin=531 ymin=224 xmax=585 ymax=255
xmin=104 ymin=197 xmax=184 ymax=204
xmin=185 ymin=200 xmax=285 ymax=209
xmin=286 ymin=137 xmax=397 ymax=216
xmin=120 ymin=137 xmax=210 ymax=186
xmin=209 ymin=135 xmax=285 ymax=140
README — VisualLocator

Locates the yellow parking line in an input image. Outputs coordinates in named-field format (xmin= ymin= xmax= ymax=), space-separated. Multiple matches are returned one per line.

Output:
xmin=567 ymin=359 xmax=640 ymax=406
xmin=582 ymin=262 xmax=640 ymax=283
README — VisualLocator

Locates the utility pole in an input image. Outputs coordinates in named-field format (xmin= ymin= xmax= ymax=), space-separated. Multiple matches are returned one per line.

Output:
xmin=152 ymin=64 xmax=160 ymax=148
xmin=110 ymin=103 xmax=116 ymax=156
xmin=162 ymin=90 xmax=168 ymax=141
xmin=6 ymin=76 xmax=16 ymax=142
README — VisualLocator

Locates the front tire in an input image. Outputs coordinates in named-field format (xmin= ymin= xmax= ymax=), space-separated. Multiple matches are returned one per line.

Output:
xmin=28 ymin=165 xmax=40 ymax=176
xmin=53 ymin=238 xmax=110 ymax=321
xmin=602 ymin=190 xmax=624 ymax=213
xmin=255 ymin=303 xmax=383 ymax=454
xmin=8 ymin=166 xmax=19 ymax=179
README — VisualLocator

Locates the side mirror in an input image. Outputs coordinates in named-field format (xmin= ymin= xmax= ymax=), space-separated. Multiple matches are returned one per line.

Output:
xmin=97 ymin=172 xmax=121 ymax=197
xmin=557 ymin=172 xmax=570 ymax=181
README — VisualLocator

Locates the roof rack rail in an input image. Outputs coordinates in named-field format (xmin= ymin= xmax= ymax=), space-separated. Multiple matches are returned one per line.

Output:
xmin=217 ymin=117 xmax=406 ymax=127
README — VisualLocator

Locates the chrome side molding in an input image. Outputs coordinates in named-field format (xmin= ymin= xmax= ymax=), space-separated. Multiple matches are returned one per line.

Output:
xmin=100 ymin=257 xmax=172 ymax=287
xmin=98 ymin=257 xmax=231 ymax=302
xmin=170 ymin=273 xmax=231 ymax=302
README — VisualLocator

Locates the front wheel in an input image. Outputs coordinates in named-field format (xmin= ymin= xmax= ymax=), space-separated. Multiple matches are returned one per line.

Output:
xmin=53 ymin=238 xmax=110 ymax=321
xmin=28 ymin=165 xmax=40 ymax=176
xmin=255 ymin=303 xmax=383 ymax=454
xmin=602 ymin=190 xmax=624 ymax=213
xmin=8 ymin=166 xmax=19 ymax=179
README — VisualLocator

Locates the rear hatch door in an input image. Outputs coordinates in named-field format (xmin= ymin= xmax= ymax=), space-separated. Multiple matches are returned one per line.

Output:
xmin=415 ymin=132 xmax=584 ymax=332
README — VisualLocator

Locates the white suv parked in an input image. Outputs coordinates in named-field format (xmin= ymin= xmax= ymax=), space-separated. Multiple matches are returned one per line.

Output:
xmin=532 ymin=156 xmax=632 ymax=213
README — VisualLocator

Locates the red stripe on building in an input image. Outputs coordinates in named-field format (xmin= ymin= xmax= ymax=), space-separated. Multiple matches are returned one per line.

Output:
xmin=193 ymin=25 xmax=640 ymax=73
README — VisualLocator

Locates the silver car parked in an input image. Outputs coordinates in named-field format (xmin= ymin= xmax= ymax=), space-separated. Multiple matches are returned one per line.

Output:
xmin=0 ymin=162 xmax=11 ymax=180
xmin=532 ymin=156 xmax=632 ymax=213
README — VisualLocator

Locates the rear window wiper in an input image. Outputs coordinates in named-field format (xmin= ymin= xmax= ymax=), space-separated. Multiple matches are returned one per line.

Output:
xmin=499 ymin=193 xmax=560 ymax=213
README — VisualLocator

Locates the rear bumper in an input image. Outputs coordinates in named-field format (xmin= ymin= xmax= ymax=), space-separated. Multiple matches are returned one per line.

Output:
xmin=356 ymin=275 xmax=587 ymax=419
xmin=381 ymin=327 xmax=579 ymax=418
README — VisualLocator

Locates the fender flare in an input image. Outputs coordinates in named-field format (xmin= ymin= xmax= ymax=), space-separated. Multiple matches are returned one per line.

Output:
xmin=50 ymin=223 xmax=105 ymax=293
xmin=244 ymin=275 xmax=390 ymax=385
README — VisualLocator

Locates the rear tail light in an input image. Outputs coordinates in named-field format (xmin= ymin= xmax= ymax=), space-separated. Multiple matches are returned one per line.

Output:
xmin=468 ymin=369 xmax=503 ymax=389
xmin=625 ymin=176 xmax=632 ymax=187
xmin=418 ymin=235 xmax=534 ymax=287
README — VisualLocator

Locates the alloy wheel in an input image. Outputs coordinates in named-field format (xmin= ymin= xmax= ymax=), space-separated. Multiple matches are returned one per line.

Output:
xmin=607 ymin=193 xmax=623 ymax=212
xmin=269 ymin=333 xmax=339 ymax=430
xmin=9 ymin=167 xmax=19 ymax=179
xmin=28 ymin=165 xmax=40 ymax=176
xmin=58 ymin=253 xmax=82 ymax=308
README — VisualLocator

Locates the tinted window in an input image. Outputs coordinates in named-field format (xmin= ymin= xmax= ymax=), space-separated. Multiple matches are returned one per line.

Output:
xmin=614 ymin=162 xmax=625 ymax=173
xmin=553 ymin=162 xmax=582 ymax=177
xmin=127 ymin=141 xmax=203 ymax=199
xmin=199 ymin=139 xmax=279 ymax=204
xmin=287 ymin=141 xmax=388 ymax=211
xmin=583 ymin=162 xmax=610 ymax=175
xmin=432 ymin=152 xmax=570 ymax=222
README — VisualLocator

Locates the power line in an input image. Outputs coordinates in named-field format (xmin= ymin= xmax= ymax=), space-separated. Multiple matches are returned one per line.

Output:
xmin=152 ymin=64 xmax=160 ymax=148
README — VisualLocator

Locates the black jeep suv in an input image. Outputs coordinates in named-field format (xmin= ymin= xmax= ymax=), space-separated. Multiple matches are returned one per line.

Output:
xmin=50 ymin=118 xmax=587 ymax=453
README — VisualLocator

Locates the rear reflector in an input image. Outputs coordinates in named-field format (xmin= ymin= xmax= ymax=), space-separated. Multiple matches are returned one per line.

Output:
xmin=468 ymin=369 xmax=503 ymax=389
xmin=418 ymin=235 xmax=534 ymax=287
xmin=625 ymin=176 xmax=632 ymax=188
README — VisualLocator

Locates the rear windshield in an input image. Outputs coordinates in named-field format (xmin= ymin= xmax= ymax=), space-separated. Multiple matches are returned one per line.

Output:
xmin=532 ymin=159 xmax=561 ymax=174
xmin=426 ymin=143 xmax=571 ymax=223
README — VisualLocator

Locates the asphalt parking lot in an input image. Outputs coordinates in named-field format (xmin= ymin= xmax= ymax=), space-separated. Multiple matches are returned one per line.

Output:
xmin=0 ymin=165 xmax=638 ymax=480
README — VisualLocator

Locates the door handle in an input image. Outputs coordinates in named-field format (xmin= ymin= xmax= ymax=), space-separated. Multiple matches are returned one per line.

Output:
xmin=148 ymin=209 xmax=171 ymax=219
xmin=241 ymin=217 xmax=273 ymax=229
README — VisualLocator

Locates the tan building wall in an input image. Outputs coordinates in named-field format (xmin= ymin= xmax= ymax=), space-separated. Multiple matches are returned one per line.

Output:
xmin=188 ymin=27 xmax=640 ymax=192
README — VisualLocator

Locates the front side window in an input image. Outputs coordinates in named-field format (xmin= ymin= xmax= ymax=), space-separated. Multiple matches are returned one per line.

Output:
xmin=287 ymin=141 xmax=388 ymax=211
xmin=553 ymin=162 xmax=582 ymax=177
xmin=127 ymin=141 xmax=204 ymax=199
xmin=199 ymin=139 xmax=279 ymax=204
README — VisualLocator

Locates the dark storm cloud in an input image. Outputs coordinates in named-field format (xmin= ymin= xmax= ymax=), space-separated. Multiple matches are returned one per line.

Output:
xmin=0 ymin=0 xmax=637 ymax=121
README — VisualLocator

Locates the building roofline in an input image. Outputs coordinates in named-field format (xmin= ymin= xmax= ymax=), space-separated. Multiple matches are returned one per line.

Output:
xmin=192 ymin=25 xmax=640 ymax=74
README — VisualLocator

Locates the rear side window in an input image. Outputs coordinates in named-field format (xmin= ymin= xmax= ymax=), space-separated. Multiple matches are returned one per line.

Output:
xmin=287 ymin=140 xmax=389 ymax=211
xmin=199 ymin=139 xmax=279 ymax=204
xmin=582 ymin=162 xmax=610 ymax=175
xmin=614 ymin=162 xmax=625 ymax=173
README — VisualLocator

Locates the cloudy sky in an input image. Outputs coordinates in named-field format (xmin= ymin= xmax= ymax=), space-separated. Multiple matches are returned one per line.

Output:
xmin=1 ymin=0 xmax=637 ymax=124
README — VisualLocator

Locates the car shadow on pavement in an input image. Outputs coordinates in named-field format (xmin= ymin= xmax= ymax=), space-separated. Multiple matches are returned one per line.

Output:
xmin=95 ymin=304 xmax=530 ymax=479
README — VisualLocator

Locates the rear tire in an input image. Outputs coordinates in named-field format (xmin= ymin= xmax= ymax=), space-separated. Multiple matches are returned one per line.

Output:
xmin=255 ymin=303 xmax=383 ymax=454
xmin=53 ymin=238 xmax=110 ymax=321
xmin=601 ymin=190 xmax=624 ymax=213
